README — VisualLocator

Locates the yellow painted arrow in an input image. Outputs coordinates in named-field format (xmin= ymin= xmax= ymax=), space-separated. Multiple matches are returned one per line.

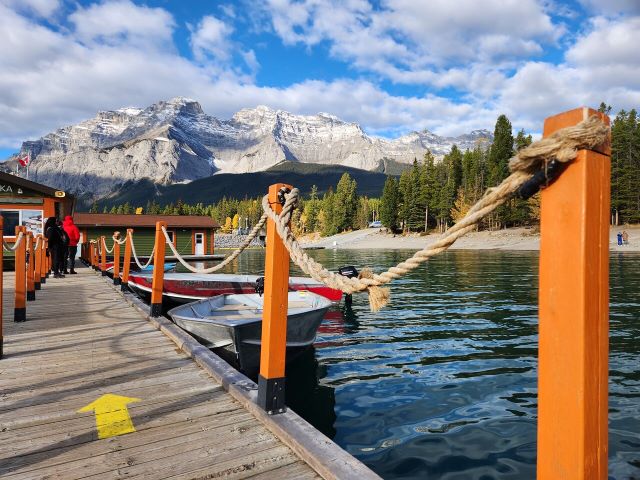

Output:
xmin=77 ymin=394 xmax=141 ymax=439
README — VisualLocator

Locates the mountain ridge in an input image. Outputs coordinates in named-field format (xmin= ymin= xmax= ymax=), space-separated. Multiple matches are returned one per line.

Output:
xmin=5 ymin=97 xmax=493 ymax=199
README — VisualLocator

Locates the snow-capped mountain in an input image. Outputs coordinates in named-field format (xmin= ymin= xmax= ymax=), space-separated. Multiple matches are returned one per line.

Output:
xmin=10 ymin=97 xmax=492 ymax=198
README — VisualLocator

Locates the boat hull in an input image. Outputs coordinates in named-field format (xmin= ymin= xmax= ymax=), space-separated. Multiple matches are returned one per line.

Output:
xmin=128 ymin=272 xmax=343 ymax=303
xmin=168 ymin=292 xmax=331 ymax=376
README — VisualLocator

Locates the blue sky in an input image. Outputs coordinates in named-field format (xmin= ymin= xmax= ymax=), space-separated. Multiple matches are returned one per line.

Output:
xmin=1 ymin=0 xmax=639 ymax=159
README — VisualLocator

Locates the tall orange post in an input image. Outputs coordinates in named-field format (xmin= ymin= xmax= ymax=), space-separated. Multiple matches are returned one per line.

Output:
xmin=150 ymin=222 xmax=167 ymax=317
xmin=0 ymin=218 xmax=4 ymax=357
xmin=100 ymin=236 xmax=107 ymax=276
xmin=538 ymin=107 xmax=610 ymax=479
xmin=257 ymin=183 xmax=292 ymax=414
xmin=14 ymin=226 xmax=27 ymax=322
xmin=113 ymin=234 xmax=121 ymax=285
xmin=26 ymin=232 xmax=35 ymax=301
xmin=121 ymin=229 xmax=133 ymax=292
xmin=34 ymin=235 xmax=42 ymax=290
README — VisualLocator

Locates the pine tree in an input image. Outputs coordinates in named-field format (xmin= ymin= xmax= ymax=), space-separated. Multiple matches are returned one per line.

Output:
xmin=487 ymin=115 xmax=514 ymax=228
xmin=380 ymin=176 xmax=399 ymax=231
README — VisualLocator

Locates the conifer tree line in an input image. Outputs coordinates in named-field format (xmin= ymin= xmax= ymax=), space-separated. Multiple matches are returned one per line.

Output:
xmin=92 ymin=105 xmax=640 ymax=232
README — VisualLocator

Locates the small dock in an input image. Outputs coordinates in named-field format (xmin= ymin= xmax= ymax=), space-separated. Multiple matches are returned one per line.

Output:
xmin=0 ymin=266 xmax=375 ymax=479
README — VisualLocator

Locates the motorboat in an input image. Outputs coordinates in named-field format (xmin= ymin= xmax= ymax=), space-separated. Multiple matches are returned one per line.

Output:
xmin=167 ymin=291 xmax=331 ymax=375
xmin=126 ymin=272 xmax=343 ymax=303
xmin=105 ymin=262 xmax=176 ymax=273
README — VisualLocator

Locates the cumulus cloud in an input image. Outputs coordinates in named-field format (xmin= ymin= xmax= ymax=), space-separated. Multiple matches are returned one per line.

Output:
xmin=0 ymin=0 xmax=60 ymax=17
xmin=190 ymin=15 xmax=234 ymax=62
xmin=578 ymin=0 xmax=640 ymax=16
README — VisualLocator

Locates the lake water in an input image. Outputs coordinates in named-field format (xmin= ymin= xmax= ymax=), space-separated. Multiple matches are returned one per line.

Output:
xmin=207 ymin=249 xmax=640 ymax=480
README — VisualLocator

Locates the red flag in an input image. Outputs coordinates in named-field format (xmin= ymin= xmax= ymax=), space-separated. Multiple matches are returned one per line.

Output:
xmin=18 ymin=152 xmax=30 ymax=167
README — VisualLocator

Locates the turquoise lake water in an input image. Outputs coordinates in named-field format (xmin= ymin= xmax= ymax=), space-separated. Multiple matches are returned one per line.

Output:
xmin=205 ymin=249 xmax=640 ymax=479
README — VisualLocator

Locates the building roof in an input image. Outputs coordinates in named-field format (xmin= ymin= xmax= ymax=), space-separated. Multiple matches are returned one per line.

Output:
xmin=73 ymin=213 xmax=220 ymax=229
xmin=0 ymin=171 xmax=75 ymax=200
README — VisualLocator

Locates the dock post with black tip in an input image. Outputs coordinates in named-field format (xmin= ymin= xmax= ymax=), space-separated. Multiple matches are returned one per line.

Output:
xmin=100 ymin=236 xmax=107 ymax=276
xmin=150 ymin=222 xmax=167 ymax=317
xmin=113 ymin=233 xmax=121 ymax=286
xmin=121 ymin=229 xmax=133 ymax=292
xmin=26 ymin=231 xmax=35 ymax=301
xmin=538 ymin=107 xmax=610 ymax=479
xmin=257 ymin=183 xmax=292 ymax=414
xmin=14 ymin=226 xmax=27 ymax=322
xmin=34 ymin=234 xmax=42 ymax=291
xmin=0 ymin=217 xmax=4 ymax=357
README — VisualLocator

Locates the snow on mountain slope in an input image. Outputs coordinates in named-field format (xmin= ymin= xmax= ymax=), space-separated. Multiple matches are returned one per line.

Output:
xmin=11 ymin=97 xmax=492 ymax=198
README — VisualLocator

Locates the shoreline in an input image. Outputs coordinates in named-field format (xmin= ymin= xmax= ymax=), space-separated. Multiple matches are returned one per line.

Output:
xmin=299 ymin=226 xmax=640 ymax=252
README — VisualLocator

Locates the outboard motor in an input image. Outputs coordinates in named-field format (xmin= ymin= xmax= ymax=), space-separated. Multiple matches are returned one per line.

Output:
xmin=255 ymin=276 xmax=265 ymax=296
xmin=338 ymin=266 xmax=359 ymax=306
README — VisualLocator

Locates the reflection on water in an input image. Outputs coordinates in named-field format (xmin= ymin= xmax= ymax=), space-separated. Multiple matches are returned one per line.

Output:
xmin=200 ymin=249 xmax=640 ymax=480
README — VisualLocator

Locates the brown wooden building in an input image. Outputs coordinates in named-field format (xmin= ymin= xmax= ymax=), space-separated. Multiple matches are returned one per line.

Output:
xmin=0 ymin=171 xmax=75 ymax=240
xmin=73 ymin=213 xmax=220 ymax=256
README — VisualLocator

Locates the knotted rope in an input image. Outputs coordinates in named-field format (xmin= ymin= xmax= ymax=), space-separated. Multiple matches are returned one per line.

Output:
xmin=128 ymin=230 xmax=156 ymax=269
xmin=262 ymin=115 xmax=609 ymax=312
xmin=2 ymin=231 xmax=25 ymax=252
xmin=113 ymin=231 xmax=126 ymax=245
xmin=160 ymin=214 xmax=267 ymax=273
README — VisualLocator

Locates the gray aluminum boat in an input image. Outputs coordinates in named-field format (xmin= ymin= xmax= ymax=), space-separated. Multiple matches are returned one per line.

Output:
xmin=167 ymin=291 xmax=331 ymax=375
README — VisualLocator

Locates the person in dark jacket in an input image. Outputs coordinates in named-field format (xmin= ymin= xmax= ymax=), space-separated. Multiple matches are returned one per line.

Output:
xmin=44 ymin=217 xmax=65 ymax=278
xmin=62 ymin=216 xmax=80 ymax=274
xmin=57 ymin=219 xmax=69 ymax=274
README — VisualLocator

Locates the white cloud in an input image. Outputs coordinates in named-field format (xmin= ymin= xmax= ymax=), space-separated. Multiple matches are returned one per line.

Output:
xmin=69 ymin=0 xmax=175 ymax=50
xmin=567 ymin=16 xmax=640 ymax=67
xmin=578 ymin=0 xmax=640 ymax=16
xmin=190 ymin=15 xmax=234 ymax=62
xmin=0 ymin=0 xmax=59 ymax=16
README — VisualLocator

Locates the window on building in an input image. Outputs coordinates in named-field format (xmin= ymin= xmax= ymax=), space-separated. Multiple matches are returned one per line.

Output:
xmin=1 ymin=210 xmax=20 ymax=236
xmin=166 ymin=230 xmax=176 ymax=244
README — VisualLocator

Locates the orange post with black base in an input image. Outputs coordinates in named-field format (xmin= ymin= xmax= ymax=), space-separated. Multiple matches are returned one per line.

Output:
xmin=113 ymin=234 xmax=121 ymax=286
xmin=14 ymin=226 xmax=27 ymax=322
xmin=257 ymin=183 xmax=292 ymax=415
xmin=41 ymin=238 xmax=48 ymax=284
xmin=100 ymin=236 xmax=107 ymax=276
xmin=538 ymin=107 xmax=610 ymax=480
xmin=26 ymin=232 xmax=35 ymax=301
xmin=0 ymin=218 xmax=4 ymax=357
xmin=34 ymin=235 xmax=42 ymax=290
xmin=121 ymin=229 xmax=133 ymax=292
xmin=150 ymin=222 xmax=167 ymax=317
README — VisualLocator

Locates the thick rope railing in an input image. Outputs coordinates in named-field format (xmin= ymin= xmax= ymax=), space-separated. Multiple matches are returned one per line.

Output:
xmin=102 ymin=236 xmax=115 ymax=254
xmin=128 ymin=230 xmax=156 ymax=269
xmin=261 ymin=115 xmax=609 ymax=311
xmin=112 ymin=231 xmax=126 ymax=245
xmin=160 ymin=214 xmax=267 ymax=274
xmin=2 ymin=232 xmax=25 ymax=252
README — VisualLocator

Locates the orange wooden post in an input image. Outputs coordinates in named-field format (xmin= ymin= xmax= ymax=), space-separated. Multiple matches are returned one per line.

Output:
xmin=26 ymin=232 xmax=35 ymax=301
xmin=0 ymin=217 xmax=4 ymax=357
xmin=113 ymin=233 xmax=121 ymax=286
xmin=34 ymin=235 xmax=42 ymax=291
xmin=257 ymin=183 xmax=292 ymax=414
xmin=150 ymin=222 xmax=167 ymax=317
xmin=121 ymin=229 xmax=133 ymax=292
xmin=538 ymin=107 xmax=610 ymax=480
xmin=100 ymin=236 xmax=107 ymax=276
xmin=14 ymin=226 xmax=27 ymax=322
xmin=41 ymin=238 xmax=48 ymax=283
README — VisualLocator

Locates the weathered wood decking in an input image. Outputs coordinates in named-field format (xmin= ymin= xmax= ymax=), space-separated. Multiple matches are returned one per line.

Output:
xmin=0 ymin=266 xmax=324 ymax=479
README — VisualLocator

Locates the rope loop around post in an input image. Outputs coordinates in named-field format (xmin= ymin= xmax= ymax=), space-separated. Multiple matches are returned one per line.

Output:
xmin=2 ymin=231 xmax=25 ymax=252
xmin=261 ymin=115 xmax=609 ymax=312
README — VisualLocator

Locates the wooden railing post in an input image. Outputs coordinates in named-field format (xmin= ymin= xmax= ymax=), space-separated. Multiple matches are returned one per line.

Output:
xmin=0 ymin=217 xmax=4 ymax=357
xmin=538 ymin=107 xmax=610 ymax=479
xmin=26 ymin=231 xmax=35 ymax=301
xmin=100 ymin=236 xmax=107 ymax=276
xmin=113 ymin=233 xmax=121 ymax=286
xmin=34 ymin=235 xmax=42 ymax=291
xmin=257 ymin=183 xmax=292 ymax=414
xmin=14 ymin=226 xmax=27 ymax=322
xmin=91 ymin=241 xmax=97 ymax=270
xmin=41 ymin=238 xmax=48 ymax=284
xmin=121 ymin=229 xmax=133 ymax=292
xmin=150 ymin=222 xmax=167 ymax=317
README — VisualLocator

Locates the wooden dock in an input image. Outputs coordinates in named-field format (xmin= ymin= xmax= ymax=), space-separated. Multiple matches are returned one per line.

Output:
xmin=0 ymin=266 xmax=376 ymax=479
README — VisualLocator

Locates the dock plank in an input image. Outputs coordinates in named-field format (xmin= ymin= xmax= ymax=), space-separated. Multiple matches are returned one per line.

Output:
xmin=1 ymin=267 xmax=322 ymax=480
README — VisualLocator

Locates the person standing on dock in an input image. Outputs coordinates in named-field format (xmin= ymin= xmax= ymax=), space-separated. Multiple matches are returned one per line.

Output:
xmin=617 ymin=232 xmax=623 ymax=246
xmin=622 ymin=230 xmax=629 ymax=246
xmin=44 ymin=217 xmax=65 ymax=278
xmin=63 ymin=215 xmax=80 ymax=274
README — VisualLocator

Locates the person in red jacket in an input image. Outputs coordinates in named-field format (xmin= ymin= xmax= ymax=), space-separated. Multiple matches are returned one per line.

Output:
xmin=62 ymin=215 xmax=80 ymax=274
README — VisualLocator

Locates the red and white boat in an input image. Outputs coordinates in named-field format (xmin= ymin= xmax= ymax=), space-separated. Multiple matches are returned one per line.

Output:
xmin=126 ymin=272 xmax=344 ymax=303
